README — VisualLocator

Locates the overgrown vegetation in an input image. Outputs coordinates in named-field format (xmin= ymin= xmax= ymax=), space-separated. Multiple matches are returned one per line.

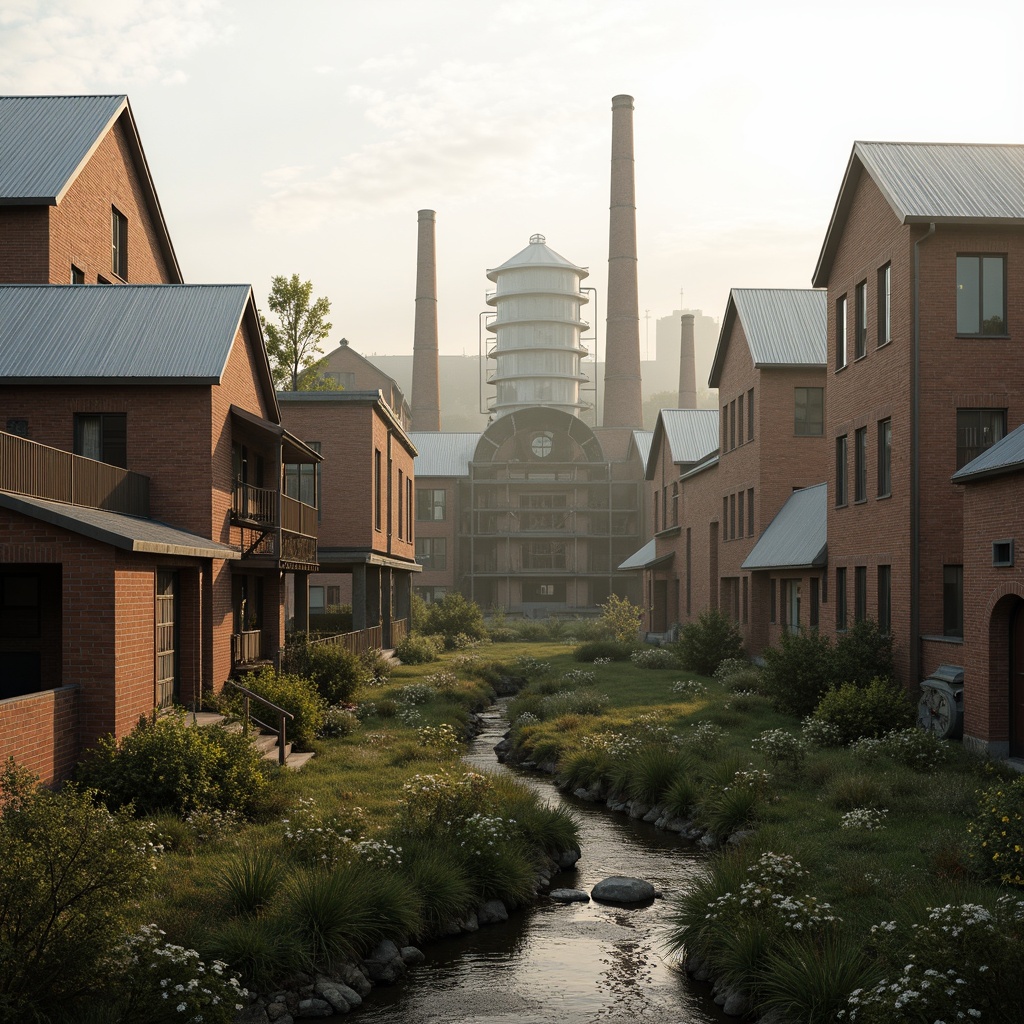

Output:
xmin=671 ymin=608 xmax=744 ymax=676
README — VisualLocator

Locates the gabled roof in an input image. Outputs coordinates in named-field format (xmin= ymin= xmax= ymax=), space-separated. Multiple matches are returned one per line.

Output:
xmin=742 ymin=483 xmax=827 ymax=571
xmin=486 ymin=234 xmax=588 ymax=281
xmin=645 ymin=408 xmax=719 ymax=479
xmin=813 ymin=141 xmax=1024 ymax=287
xmin=408 ymin=432 xmax=481 ymax=477
xmin=952 ymin=423 xmax=1024 ymax=483
xmin=631 ymin=429 xmax=654 ymax=467
xmin=0 ymin=94 xmax=182 ymax=280
xmin=0 ymin=284 xmax=279 ymax=418
xmin=709 ymin=289 xmax=826 ymax=388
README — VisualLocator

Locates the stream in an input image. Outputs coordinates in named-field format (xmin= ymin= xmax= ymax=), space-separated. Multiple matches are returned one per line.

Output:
xmin=349 ymin=702 xmax=729 ymax=1023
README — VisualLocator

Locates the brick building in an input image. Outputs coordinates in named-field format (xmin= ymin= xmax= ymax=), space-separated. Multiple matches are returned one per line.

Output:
xmin=317 ymin=339 xmax=411 ymax=429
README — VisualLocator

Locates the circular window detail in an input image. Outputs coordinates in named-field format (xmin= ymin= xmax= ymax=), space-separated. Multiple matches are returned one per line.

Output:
xmin=531 ymin=432 xmax=553 ymax=458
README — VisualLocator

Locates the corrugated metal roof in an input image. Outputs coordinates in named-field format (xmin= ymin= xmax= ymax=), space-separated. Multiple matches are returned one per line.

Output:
xmin=710 ymin=289 xmax=826 ymax=386
xmin=661 ymin=409 xmax=720 ymax=465
xmin=486 ymin=235 xmax=588 ymax=281
xmin=742 ymin=483 xmax=827 ymax=570
xmin=0 ymin=491 xmax=240 ymax=559
xmin=0 ymin=284 xmax=251 ymax=381
xmin=618 ymin=539 xmax=655 ymax=571
xmin=953 ymin=423 xmax=1024 ymax=483
xmin=409 ymin=432 xmax=481 ymax=477
xmin=632 ymin=429 xmax=653 ymax=466
xmin=0 ymin=95 xmax=126 ymax=203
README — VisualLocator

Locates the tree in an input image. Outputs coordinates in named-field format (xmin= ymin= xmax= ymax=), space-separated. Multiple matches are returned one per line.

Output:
xmin=262 ymin=274 xmax=334 ymax=391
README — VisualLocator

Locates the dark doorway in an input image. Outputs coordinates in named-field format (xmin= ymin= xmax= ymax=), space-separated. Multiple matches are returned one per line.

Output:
xmin=1011 ymin=600 xmax=1024 ymax=757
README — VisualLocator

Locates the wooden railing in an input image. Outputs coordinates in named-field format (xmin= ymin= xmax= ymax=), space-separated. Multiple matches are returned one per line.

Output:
xmin=231 ymin=629 xmax=263 ymax=664
xmin=226 ymin=679 xmax=293 ymax=766
xmin=282 ymin=494 xmax=317 ymax=538
xmin=390 ymin=618 xmax=408 ymax=648
xmin=309 ymin=625 xmax=384 ymax=655
xmin=0 ymin=431 xmax=149 ymax=516
xmin=232 ymin=481 xmax=276 ymax=524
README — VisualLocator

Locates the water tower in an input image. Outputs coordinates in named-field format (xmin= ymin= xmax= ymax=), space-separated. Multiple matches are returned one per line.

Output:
xmin=485 ymin=235 xmax=590 ymax=418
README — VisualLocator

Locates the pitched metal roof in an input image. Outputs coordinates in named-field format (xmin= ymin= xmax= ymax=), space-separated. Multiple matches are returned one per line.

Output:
xmin=814 ymin=142 xmax=1024 ymax=286
xmin=408 ymin=432 xmax=481 ymax=477
xmin=662 ymin=409 xmax=720 ymax=464
xmin=742 ymin=483 xmax=827 ymax=571
xmin=709 ymin=289 xmax=826 ymax=387
xmin=0 ymin=94 xmax=127 ymax=203
xmin=486 ymin=235 xmax=588 ymax=281
xmin=0 ymin=284 xmax=252 ymax=383
xmin=0 ymin=491 xmax=239 ymax=559
xmin=618 ymin=539 xmax=655 ymax=571
xmin=952 ymin=423 xmax=1024 ymax=483
xmin=632 ymin=429 xmax=653 ymax=466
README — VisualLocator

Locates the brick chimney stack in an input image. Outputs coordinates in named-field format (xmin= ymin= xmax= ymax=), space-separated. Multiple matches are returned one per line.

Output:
xmin=603 ymin=94 xmax=643 ymax=429
xmin=411 ymin=209 xmax=441 ymax=431
xmin=678 ymin=313 xmax=697 ymax=409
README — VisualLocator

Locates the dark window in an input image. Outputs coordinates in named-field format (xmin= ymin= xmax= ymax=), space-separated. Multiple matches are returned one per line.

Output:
xmin=416 ymin=488 xmax=446 ymax=521
xmin=374 ymin=449 xmax=382 ymax=530
xmin=877 ymin=263 xmax=891 ymax=346
xmin=284 ymin=442 xmax=321 ymax=519
xmin=742 ymin=576 xmax=748 ymax=625
xmin=671 ymin=483 xmax=679 ymax=526
xmin=957 ymin=255 xmax=1006 ymax=335
xmin=836 ymin=294 xmax=847 ymax=369
xmin=854 ymin=426 xmax=867 ymax=502
xmin=398 ymin=469 xmax=404 ymax=539
xmin=835 ymin=435 xmax=848 ymax=507
xmin=747 ymin=389 xmax=754 ymax=441
xmin=654 ymin=490 xmax=659 ymax=533
xmin=738 ymin=397 xmax=744 ymax=444
xmin=747 ymin=487 xmax=754 ymax=536
xmin=738 ymin=490 xmax=745 ymax=538
xmin=877 ymin=419 xmax=892 ymax=497
xmin=71 ymin=264 xmax=85 ymax=284
xmin=769 ymin=579 xmax=776 ymax=623
xmin=0 ymin=573 xmax=40 ymax=639
xmin=993 ymin=540 xmax=1014 ymax=567
xmin=730 ymin=401 xmax=736 ymax=450
xmin=729 ymin=493 xmax=736 ymax=540
xmin=415 ymin=585 xmax=449 ymax=604
xmin=406 ymin=477 xmax=412 ymax=540
xmin=415 ymin=536 xmax=447 ymax=571
xmin=878 ymin=564 xmax=891 ymax=632
xmin=74 ymin=412 xmax=126 ymax=468
xmin=722 ymin=497 xmax=728 ymax=538
xmin=794 ymin=387 xmax=824 ymax=436
xmin=855 ymin=280 xmax=867 ymax=359
xmin=685 ymin=527 xmax=692 ymax=615
xmin=810 ymin=577 xmax=820 ymax=629
xmin=836 ymin=567 xmax=847 ymax=630
xmin=523 ymin=541 xmax=566 ymax=570
xmin=854 ymin=566 xmax=867 ymax=623
xmin=943 ymin=564 xmax=963 ymax=638
xmin=6 ymin=418 xmax=28 ymax=437
xmin=111 ymin=207 xmax=128 ymax=279
xmin=957 ymin=408 xmax=1006 ymax=470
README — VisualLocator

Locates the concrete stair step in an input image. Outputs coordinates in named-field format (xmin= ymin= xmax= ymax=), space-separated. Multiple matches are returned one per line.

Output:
xmin=184 ymin=709 xmax=312 ymax=769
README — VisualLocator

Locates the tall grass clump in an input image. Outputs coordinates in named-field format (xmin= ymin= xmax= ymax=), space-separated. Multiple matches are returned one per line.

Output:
xmin=218 ymin=847 xmax=287 ymax=917
xmin=624 ymin=745 xmax=690 ymax=805
xmin=203 ymin=916 xmax=302 ymax=988
xmin=398 ymin=836 xmax=475 ymax=935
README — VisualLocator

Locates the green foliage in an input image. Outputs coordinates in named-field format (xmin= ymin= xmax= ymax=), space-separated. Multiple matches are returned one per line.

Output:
xmin=284 ymin=640 xmax=366 ymax=704
xmin=410 ymin=592 xmax=428 ymax=633
xmin=233 ymin=667 xmax=326 ymax=750
xmin=0 ymin=761 xmax=161 ymax=1016
xmin=423 ymin=592 xmax=487 ymax=642
xmin=630 ymin=645 xmax=679 ymax=669
xmin=700 ymin=784 xmax=760 ymax=838
xmin=831 ymin=619 xmax=894 ymax=687
xmin=307 ymin=607 xmax=353 ymax=634
xmin=968 ymin=773 xmax=1024 ymax=886
xmin=597 ymin=593 xmax=643 ymax=644
xmin=262 ymin=273 xmax=333 ymax=391
xmin=663 ymin=774 xmax=701 ymax=819
xmin=395 ymin=631 xmax=443 ymax=664
xmin=539 ymin=687 xmax=610 ymax=719
xmin=572 ymin=639 xmax=634 ymax=662
xmin=359 ymin=646 xmax=393 ymax=685
xmin=673 ymin=608 xmax=744 ymax=676
xmin=760 ymin=627 xmax=836 ymax=717
xmin=809 ymin=677 xmax=914 ymax=747
xmin=398 ymin=836 xmax=475 ymax=936
xmin=203 ymin=916 xmax=302 ymax=989
xmin=76 ymin=711 xmax=269 ymax=817
xmin=624 ymin=745 xmax=690 ymax=805
xmin=218 ymin=848 xmax=287 ymax=916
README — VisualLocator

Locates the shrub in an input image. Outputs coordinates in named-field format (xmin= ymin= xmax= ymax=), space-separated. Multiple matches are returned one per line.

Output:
xmin=203 ymin=916 xmax=302 ymax=989
xmin=308 ymin=606 xmax=353 ymax=634
xmin=232 ymin=667 xmax=326 ymax=750
xmin=968 ymin=773 xmax=1024 ymax=885
xmin=281 ymin=797 xmax=367 ymax=868
xmin=540 ymin=687 xmax=610 ymax=719
xmin=874 ymin=727 xmax=951 ymax=772
xmin=423 ymin=593 xmax=487 ymax=642
xmin=76 ymin=711 xmax=269 ymax=817
xmin=0 ymin=761 xmax=162 ymax=1016
xmin=831 ymin=619 xmax=894 ymax=687
xmin=596 ymin=593 xmax=643 ymax=644
xmin=359 ymin=646 xmax=393 ymax=685
xmin=397 ymin=769 xmax=494 ymax=837
xmin=512 ymin=620 xmax=548 ymax=642
xmin=487 ymin=626 xmax=519 ymax=643
xmin=751 ymin=728 xmax=808 ymax=774
xmin=663 ymin=774 xmax=701 ymax=819
xmin=673 ymin=608 xmax=744 ymax=676
xmin=630 ymin=646 xmax=679 ymax=669
xmin=700 ymin=784 xmax=761 ymax=838
xmin=398 ymin=836 xmax=475 ymax=936
xmin=218 ymin=847 xmax=287 ymax=916
xmin=713 ymin=657 xmax=750 ymax=682
xmin=573 ymin=639 xmax=634 ymax=662
xmin=395 ymin=632 xmax=442 ymax=665
xmin=808 ymin=677 xmax=914 ymax=747
xmin=284 ymin=640 xmax=366 ymax=704
xmin=320 ymin=704 xmax=359 ymax=738
xmin=760 ymin=628 xmax=835 ymax=718
xmin=625 ymin=745 xmax=690 ymax=805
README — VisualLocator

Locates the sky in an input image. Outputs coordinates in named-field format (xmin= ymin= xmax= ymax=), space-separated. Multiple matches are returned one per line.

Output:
xmin=3 ymin=0 xmax=1024 ymax=381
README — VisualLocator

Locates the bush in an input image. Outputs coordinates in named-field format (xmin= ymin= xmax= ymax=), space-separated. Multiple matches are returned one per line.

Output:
xmin=284 ymin=640 xmax=366 ymax=704
xmin=76 ymin=711 xmax=269 ymax=817
xmin=673 ymin=609 xmax=744 ymax=676
xmin=395 ymin=632 xmax=443 ymax=665
xmin=232 ymin=667 xmax=326 ymax=750
xmin=308 ymin=606 xmax=353 ymax=634
xmin=831 ymin=619 xmax=894 ymax=687
xmin=423 ymin=593 xmax=486 ymax=642
xmin=630 ymin=646 xmax=679 ymax=669
xmin=359 ymin=646 xmax=393 ymax=685
xmin=597 ymin=593 xmax=643 ymax=644
xmin=968 ymin=772 xmax=1024 ymax=885
xmin=0 ymin=761 xmax=162 ymax=1017
xmin=760 ymin=628 xmax=835 ymax=718
xmin=808 ymin=677 xmax=914 ymax=747
xmin=573 ymin=639 xmax=634 ymax=662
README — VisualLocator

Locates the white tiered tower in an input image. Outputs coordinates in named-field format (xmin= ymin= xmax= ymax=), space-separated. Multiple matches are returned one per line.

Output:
xmin=485 ymin=234 xmax=590 ymax=418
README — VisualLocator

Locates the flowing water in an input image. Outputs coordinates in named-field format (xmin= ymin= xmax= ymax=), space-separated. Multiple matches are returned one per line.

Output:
xmin=348 ymin=703 xmax=728 ymax=1024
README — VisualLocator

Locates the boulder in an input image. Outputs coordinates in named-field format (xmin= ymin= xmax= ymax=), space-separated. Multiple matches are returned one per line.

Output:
xmin=478 ymin=900 xmax=509 ymax=924
xmin=556 ymin=847 xmax=581 ymax=869
xmin=591 ymin=876 xmax=656 ymax=903
xmin=337 ymin=963 xmax=372 ymax=997
xmin=400 ymin=945 xmax=426 ymax=964
xmin=295 ymin=998 xmax=332 ymax=1018
xmin=235 ymin=1008 xmax=271 ymax=1024
xmin=314 ymin=976 xmax=362 ymax=1012
xmin=549 ymin=888 xmax=590 ymax=903
xmin=460 ymin=911 xmax=479 ymax=932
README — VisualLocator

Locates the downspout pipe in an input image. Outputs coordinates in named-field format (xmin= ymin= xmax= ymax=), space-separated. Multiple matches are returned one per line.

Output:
xmin=911 ymin=222 xmax=936 ymax=687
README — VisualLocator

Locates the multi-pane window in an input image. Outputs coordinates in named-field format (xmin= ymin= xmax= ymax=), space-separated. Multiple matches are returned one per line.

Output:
xmin=722 ymin=497 xmax=728 ymax=538
xmin=835 ymin=435 xmax=848 ymax=507
xmin=854 ymin=566 xmax=867 ymax=623
xmin=111 ymin=207 xmax=128 ymax=279
xmin=415 ymin=536 xmax=447 ymax=571
xmin=836 ymin=567 xmax=847 ymax=629
xmin=406 ymin=478 xmax=412 ymax=539
xmin=878 ymin=565 xmax=891 ymax=633
xmin=671 ymin=483 xmax=679 ymax=526
xmin=784 ymin=579 xmax=801 ymax=635
xmin=284 ymin=441 xmax=321 ymax=520
xmin=854 ymin=427 xmax=867 ymax=502
xmin=877 ymin=419 xmax=892 ymax=497
xmin=794 ymin=387 xmax=824 ymax=436
xmin=943 ymin=564 xmax=963 ymax=638
xmin=523 ymin=541 xmax=566 ymax=570
xmin=956 ymin=408 xmax=1006 ymax=470
xmin=397 ymin=470 xmax=404 ymax=539
xmin=374 ymin=449 xmax=382 ymax=530
xmin=956 ymin=255 xmax=1006 ymax=335
xmin=877 ymin=263 xmax=891 ymax=345
xmin=855 ymin=280 xmax=867 ymax=359
xmin=416 ymin=488 xmax=447 ymax=521
xmin=836 ymin=295 xmax=847 ymax=369
xmin=74 ymin=412 xmax=127 ymax=468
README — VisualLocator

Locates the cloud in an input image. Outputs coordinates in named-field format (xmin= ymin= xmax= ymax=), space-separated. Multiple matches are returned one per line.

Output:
xmin=0 ymin=0 xmax=227 ymax=92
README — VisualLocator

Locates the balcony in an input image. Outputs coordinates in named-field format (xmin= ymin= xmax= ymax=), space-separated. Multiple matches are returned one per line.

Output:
xmin=0 ymin=431 xmax=150 ymax=516
xmin=231 ymin=481 xmax=318 ymax=571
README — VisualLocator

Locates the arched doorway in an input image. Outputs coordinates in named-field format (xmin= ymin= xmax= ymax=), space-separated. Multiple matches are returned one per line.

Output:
xmin=1011 ymin=599 xmax=1024 ymax=757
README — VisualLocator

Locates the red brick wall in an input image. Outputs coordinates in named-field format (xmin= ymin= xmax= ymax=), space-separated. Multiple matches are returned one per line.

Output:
xmin=0 ymin=206 xmax=50 ymax=282
xmin=0 ymin=686 xmax=80 ymax=783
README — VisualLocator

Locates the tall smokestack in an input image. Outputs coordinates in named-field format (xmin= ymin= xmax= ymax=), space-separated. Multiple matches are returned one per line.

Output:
xmin=603 ymin=94 xmax=643 ymax=429
xmin=411 ymin=209 xmax=441 ymax=431
xmin=678 ymin=313 xmax=697 ymax=409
